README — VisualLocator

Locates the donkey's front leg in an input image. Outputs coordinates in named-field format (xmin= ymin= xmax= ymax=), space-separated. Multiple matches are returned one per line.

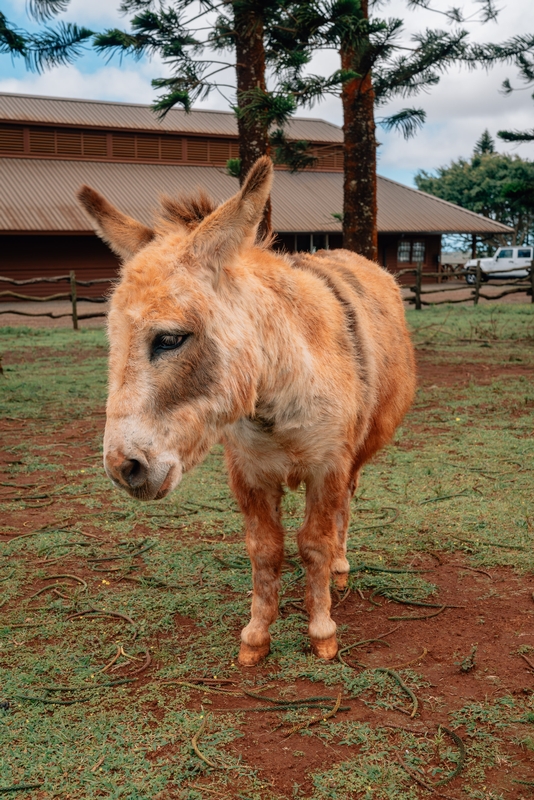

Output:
xmin=298 ymin=472 xmax=349 ymax=660
xmin=228 ymin=468 xmax=284 ymax=666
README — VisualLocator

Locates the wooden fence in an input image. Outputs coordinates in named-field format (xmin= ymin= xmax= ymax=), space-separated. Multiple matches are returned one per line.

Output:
xmin=402 ymin=260 xmax=534 ymax=310
xmin=0 ymin=271 xmax=108 ymax=329
xmin=1 ymin=261 xmax=533 ymax=327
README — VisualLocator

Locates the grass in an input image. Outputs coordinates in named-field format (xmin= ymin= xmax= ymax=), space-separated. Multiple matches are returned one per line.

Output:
xmin=0 ymin=304 xmax=533 ymax=799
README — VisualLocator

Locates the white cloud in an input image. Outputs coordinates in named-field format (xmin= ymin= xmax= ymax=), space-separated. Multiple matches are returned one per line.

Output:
xmin=0 ymin=63 xmax=159 ymax=103
xmin=377 ymin=61 xmax=534 ymax=172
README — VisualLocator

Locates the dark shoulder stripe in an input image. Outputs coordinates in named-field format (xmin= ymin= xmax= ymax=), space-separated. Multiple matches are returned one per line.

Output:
xmin=290 ymin=255 xmax=370 ymax=388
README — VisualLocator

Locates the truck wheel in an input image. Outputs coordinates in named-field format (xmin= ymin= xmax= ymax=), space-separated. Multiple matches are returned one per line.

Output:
xmin=465 ymin=272 xmax=476 ymax=285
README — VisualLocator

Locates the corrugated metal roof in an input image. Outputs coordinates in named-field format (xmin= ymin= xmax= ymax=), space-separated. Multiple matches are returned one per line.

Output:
xmin=0 ymin=92 xmax=343 ymax=143
xmin=376 ymin=175 xmax=513 ymax=234
xmin=0 ymin=158 xmax=513 ymax=234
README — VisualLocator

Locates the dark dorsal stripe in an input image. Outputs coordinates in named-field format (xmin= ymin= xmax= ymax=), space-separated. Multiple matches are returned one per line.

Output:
xmin=290 ymin=255 xmax=371 ymax=390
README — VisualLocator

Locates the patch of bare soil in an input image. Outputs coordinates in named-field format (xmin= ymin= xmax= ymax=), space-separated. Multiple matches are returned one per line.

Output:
xmin=416 ymin=350 xmax=533 ymax=388
xmin=1 ymin=345 xmax=107 ymax=367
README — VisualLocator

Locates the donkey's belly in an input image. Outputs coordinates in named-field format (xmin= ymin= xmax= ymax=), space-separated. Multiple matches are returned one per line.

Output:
xmin=223 ymin=416 xmax=344 ymax=486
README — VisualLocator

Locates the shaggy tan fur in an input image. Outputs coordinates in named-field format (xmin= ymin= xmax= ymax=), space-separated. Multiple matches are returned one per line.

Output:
xmin=78 ymin=157 xmax=416 ymax=666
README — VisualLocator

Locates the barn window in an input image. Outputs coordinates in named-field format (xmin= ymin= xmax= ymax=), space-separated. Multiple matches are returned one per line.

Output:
xmin=412 ymin=241 xmax=426 ymax=262
xmin=57 ymin=130 xmax=83 ymax=156
xmin=209 ymin=141 xmax=230 ymax=163
xmin=296 ymin=234 xmax=312 ymax=252
xmin=112 ymin=134 xmax=136 ymax=159
xmin=397 ymin=241 xmax=411 ymax=262
xmin=312 ymin=234 xmax=326 ymax=251
xmin=398 ymin=240 xmax=426 ymax=263
xmin=29 ymin=128 xmax=56 ymax=154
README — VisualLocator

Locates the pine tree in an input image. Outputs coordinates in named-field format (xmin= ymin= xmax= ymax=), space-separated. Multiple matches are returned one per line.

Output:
xmin=474 ymin=129 xmax=495 ymax=154
xmin=279 ymin=0 xmax=534 ymax=259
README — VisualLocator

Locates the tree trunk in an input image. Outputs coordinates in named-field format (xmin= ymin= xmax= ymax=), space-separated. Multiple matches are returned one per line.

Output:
xmin=339 ymin=0 xmax=378 ymax=260
xmin=234 ymin=6 xmax=272 ymax=237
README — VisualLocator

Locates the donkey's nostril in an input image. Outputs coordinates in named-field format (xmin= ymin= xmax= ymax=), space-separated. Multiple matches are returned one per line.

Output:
xmin=120 ymin=458 xmax=148 ymax=489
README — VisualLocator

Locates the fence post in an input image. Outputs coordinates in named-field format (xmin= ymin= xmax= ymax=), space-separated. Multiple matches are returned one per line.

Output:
xmin=415 ymin=262 xmax=422 ymax=310
xmin=530 ymin=260 xmax=534 ymax=304
xmin=473 ymin=259 xmax=481 ymax=306
xmin=70 ymin=270 xmax=78 ymax=330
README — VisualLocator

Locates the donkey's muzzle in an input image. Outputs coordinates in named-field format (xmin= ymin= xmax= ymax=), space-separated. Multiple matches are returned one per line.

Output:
xmin=104 ymin=446 xmax=181 ymax=501
xmin=106 ymin=452 xmax=152 ymax=497
xmin=120 ymin=458 xmax=148 ymax=489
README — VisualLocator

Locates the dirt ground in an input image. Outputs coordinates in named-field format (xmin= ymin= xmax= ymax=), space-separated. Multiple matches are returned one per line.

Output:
xmin=1 ymin=317 xmax=533 ymax=799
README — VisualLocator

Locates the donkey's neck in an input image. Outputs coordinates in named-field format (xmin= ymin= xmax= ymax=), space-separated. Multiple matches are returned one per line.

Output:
xmin=233 ymin=251 xmax=324 ymax=430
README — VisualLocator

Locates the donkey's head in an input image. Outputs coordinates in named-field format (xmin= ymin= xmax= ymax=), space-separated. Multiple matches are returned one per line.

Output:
xmin=78 ymin=157 xmax=273 ymax=500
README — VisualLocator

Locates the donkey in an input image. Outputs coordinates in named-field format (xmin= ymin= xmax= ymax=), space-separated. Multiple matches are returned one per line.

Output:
xmin=77 ymin=157 xmax=416 ymax=666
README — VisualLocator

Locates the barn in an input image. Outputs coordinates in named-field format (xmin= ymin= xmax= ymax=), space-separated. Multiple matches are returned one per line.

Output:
xmin=0 ymin=92 xmax=513 ymax=295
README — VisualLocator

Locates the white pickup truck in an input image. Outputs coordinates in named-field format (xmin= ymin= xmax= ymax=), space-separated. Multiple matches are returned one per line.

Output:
xmin=464 ymin=246 xmax=533 ymax=284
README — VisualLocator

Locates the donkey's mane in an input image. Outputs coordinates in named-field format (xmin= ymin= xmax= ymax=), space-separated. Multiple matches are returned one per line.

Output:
xmin=159 ymin=190 xmax=217 ymax=230
xmin=158 ymin=189 xmax=274 ymax=249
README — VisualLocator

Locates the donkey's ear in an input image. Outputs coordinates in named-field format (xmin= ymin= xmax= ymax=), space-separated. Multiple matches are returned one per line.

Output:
xmin=77 ymin=185 xmax=154 ymax=260
xmin=187 ymin=156 xmax=273 ymax=282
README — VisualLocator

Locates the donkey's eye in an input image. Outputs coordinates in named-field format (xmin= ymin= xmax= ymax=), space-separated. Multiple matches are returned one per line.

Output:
xmin=152 ymin=333 xmax=189 ymax=357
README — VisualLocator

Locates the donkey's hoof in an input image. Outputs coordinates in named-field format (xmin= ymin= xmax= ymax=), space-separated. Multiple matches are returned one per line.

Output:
xmin=332 ymin=571 xmax=349 ymax=590
xmin=238 ymin=641 xmax=270 ymax=667
xmin=311 ymin=635 xmax=338 ymax=660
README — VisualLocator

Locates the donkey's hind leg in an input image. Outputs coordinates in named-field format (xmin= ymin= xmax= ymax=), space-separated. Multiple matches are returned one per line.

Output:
xmin=228 ymin=465 xmax=284 ymax=667
xmin=331 ymin=470 xmax=360 ymax=590
xmin=298 ymin=470 xmax=351 ymax=660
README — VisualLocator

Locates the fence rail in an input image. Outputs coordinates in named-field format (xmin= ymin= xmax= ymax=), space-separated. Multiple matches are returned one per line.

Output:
xmin=0 ymin=271 xmax=108 ymax=328
xmin=1 ymin=261 xmax=533 ymax=327
xmin=405 ymin=260 xmax=534 ymax=309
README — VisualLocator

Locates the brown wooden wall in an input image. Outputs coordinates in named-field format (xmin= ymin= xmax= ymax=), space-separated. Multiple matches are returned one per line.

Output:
xmin=378 ymin=234 xmax=441 ymax=283
xmin=0 ymin=235 xmax=119 ymax=299
xmin=1 ymin=231 xmax=443 ymax=301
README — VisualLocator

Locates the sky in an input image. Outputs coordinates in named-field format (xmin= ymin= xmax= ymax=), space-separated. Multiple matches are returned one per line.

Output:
xmin=1 ymin=0 xmax=533 ymax=186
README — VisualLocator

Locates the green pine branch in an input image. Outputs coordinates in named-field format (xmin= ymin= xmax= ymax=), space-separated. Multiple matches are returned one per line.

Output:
xmin=379 ymin=107 xmax=426 ymax=139
xmin=280 ymin=69 xmax=357 ymax=105
xmin=373 ymin=28 xmax=468 ymax=101
xmin=24 ymin=23 xmax=94 ymax=72
xmin=235 ymin=87 xmax=297 ymax=129
xmin=270 ymin=128 xmax=318 ymax=172
xmin=497 ymin=129 xmax=534 ymax=144
xmin=27 ymin=0 xmax=70 ymax=23
xmin=0 ymin=12 xmax=27 ymax=57
xmin=466 ymin=34 xmax=534 ymax=66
